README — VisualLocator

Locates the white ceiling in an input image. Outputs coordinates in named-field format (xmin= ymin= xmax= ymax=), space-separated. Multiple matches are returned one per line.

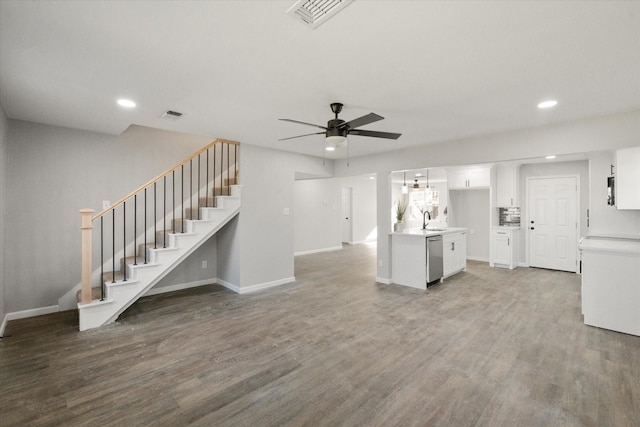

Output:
xmin=1 ymin=1 xmax=639 ymax=160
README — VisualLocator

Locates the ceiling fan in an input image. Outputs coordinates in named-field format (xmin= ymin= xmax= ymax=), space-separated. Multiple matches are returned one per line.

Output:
xmin=279 ymin=103 xmax=401 ymax=151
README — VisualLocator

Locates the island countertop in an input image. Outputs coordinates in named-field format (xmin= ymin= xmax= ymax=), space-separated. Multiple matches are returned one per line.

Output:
xmin=390 ymin=227 xmax=468 ymax=237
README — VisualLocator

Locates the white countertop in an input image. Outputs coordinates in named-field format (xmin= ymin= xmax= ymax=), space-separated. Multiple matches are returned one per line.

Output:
xmin=390 ymin=227 xmax=468 ymax=237
xmin=493 ymin=226 xmax=521 ymax=230
xmin=579 ymin=235 xmax=640 ymax=255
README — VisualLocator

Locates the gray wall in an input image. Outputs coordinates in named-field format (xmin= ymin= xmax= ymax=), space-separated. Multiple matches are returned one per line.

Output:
xmin=0 ymin=106 xmax=8 ymax=326
xmin=220 ymin=144 xmax=334 ymax=290
xmin=4 ymin=121 xmax=216 ymax=313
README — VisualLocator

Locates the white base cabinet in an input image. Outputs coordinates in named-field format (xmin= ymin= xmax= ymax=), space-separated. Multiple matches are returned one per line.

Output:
xmin=443 ymin=231 xmax=467 ymax=277
xmin=491 ymin=227 xmax=519 ymax=269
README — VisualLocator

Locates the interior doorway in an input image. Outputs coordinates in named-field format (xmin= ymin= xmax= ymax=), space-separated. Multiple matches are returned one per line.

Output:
xmin=527 ymin=176 xmax=578 ymax=272
xmin=342 ymin=187 xmax=352 ymax=243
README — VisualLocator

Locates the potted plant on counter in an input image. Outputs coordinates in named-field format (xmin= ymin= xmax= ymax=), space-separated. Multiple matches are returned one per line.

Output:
xmin=394 ymin=199 xmax=408 ymax=232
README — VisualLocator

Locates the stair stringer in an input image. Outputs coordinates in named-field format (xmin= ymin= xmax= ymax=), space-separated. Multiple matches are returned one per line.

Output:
xmin=78 ymin=191 xmax=241 ymax=331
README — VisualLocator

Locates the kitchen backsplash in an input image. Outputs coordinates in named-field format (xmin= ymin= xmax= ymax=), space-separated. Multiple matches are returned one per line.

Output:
xmin=499 ymin=207 xmax=521 ymax=226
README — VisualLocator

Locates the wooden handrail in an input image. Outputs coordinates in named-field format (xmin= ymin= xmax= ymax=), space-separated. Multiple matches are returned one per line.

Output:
xmin=92 ymin=138 xmax=239 ymax=221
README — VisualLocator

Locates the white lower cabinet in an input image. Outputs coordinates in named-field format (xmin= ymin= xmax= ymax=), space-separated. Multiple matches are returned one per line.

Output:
xmin=491 ymin=227 xmax=519 ymax=269
xmin=443 ymin=231 xmax=466 ymax=277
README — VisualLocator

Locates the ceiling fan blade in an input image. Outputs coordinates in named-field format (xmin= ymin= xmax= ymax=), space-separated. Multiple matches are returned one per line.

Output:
xmin=339 ymin=112 xmax=384 ymax=129
xmin=279 ymin=118 xmax=327 ymax=130
xmin=348 ymin=129 xmax=402 ymax=140
xmin=278 ymin=131 xmax=325 ymax=141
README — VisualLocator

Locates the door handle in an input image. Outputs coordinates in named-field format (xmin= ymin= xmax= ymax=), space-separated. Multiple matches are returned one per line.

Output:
xmin=530 ymin=227 xmax=535 ymax=230
xmin=452 ymin=242 xmax=455 ymax=251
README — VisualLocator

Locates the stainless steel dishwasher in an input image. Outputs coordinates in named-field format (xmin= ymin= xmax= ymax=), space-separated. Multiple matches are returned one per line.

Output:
xmin=426 ymin=235 xmax=444 ymax=285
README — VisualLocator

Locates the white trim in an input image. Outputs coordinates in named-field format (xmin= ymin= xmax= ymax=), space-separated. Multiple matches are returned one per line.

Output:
xmin=219 ymin=276 xmax=296 ymax=294
xmin=143 ymin=279 xmax=216 ymax=297
xmin=376 ymin=277 xmax=392 ymax=285
xmin=466 ymin=256 xmax=489 ymax=263
xmin=0 ymin=316 xmax=7 ymax=338
xmin=216 ymin=278 xmax=240 ymax=293
xmin=294 ymin=246 xmax=343 ymax=256
xmin=351 ymin=239 xmax=377 ymax=245
xmin=238 ymin=276 xmax=295 ymax=294
xmin=1 ymin=305 xmax=61 ymax=335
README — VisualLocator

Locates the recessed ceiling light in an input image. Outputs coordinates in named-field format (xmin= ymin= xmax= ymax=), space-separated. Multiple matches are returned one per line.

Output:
xmin=415 ymin=173 xmax=423 ymax=177
xmin=538 ymin=100 xmax=558 ymax=109
xmin=117 ymin=99 xmax=136 ymax=108
xmin=325 ymin=146 xmax=335 ymax=151
xmin=545 ymin=155 xmax=556 ymax=159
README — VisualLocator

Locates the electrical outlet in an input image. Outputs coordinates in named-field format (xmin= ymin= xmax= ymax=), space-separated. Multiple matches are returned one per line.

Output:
xmin=283 ymin=208 xmax=290 ymax=216
xmin=201 ymin=260 xmax=207 ymax=269
xmin=102 ymin=200 xmax=110 ymax=209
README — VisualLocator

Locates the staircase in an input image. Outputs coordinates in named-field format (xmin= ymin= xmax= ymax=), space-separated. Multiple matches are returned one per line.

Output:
xmin=77 ymin=139 xmax=240 ymax=331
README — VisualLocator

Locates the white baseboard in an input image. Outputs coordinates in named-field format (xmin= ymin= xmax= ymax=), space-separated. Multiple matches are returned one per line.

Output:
xmin=351 ymin=239 xmax=377 ymax=245
xmin=467 ymin=256 xmax=490 ymax=263
xmin=294 ymin=246 xmax=343 ymax=256
xmin=1 ymin=305 xmax=60 ymax=336
xmin=376 ymin=277 xmax=392 ymax=285
xmin=143 ymin=279 xmax=216 ymax=297
xmin=219 ymin=276 xmax=296 ymax=294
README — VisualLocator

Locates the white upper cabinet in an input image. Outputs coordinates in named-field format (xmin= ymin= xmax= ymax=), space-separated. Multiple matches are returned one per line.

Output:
xmin=615 ymin=147 xmax=640 ymax=210
xmin=496 ymin=164 xmax=520 ymax=207
xmin=447 ymin=166 xmax=490 ymax=189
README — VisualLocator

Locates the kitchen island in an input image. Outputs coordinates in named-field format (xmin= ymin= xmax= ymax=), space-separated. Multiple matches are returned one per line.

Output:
xmin=579 ymin=235 xmax=640 ymax=336
xmin=391 ymin=228 xmax=468 ymax=290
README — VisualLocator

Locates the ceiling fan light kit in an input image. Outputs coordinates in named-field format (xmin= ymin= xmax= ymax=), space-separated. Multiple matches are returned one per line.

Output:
xmin=279 ymin=102 xmax=402 ymax=152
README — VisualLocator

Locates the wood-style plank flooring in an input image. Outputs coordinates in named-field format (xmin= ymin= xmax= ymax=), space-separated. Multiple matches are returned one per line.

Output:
xmin=1 ymin=242 xmax=639 ymax=426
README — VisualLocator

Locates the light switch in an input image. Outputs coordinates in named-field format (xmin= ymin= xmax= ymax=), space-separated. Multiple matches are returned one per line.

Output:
xmin=283 ymin=208 xmax=290 ymax=216
xmin=102 ymin=200 xmax=110 ymax=209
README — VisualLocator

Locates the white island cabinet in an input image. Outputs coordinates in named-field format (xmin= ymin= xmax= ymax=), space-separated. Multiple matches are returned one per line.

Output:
xmin=391 ymin=228 xmax=467 ymax=290
xmin=443 ymin=231 xmax=467 ymax=277
xmin=579 ymin=236 xmax=640 ymax=336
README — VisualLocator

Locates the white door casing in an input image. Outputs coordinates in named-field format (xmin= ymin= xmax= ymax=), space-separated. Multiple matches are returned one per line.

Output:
xmin=527 ymin=176 xmax=578 ymax=272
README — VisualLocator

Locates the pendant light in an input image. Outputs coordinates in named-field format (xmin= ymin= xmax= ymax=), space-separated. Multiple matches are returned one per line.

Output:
xmin=402 ymin=172 xmax=408 ymax=194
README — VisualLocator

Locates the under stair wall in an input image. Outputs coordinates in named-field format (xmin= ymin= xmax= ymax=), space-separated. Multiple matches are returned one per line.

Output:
xmin=77 ymin=139 xmax=240 ymax=330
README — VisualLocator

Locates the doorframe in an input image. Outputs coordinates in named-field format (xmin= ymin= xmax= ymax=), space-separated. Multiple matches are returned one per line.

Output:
xmin=524 ymin=174 xmax=581 ymax=273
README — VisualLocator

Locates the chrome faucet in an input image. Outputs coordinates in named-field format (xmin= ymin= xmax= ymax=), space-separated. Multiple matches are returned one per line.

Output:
xmin=422 ymin=210 xmax=431 ymax=230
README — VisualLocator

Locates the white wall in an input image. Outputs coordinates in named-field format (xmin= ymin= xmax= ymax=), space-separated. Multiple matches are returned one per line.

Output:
xmin=293 ymin=174 xmax=377 ymax=255
xmin=0 ymin=106 xmax=8 ymax=328
xmin=4 ymin=121 xmax=216 ymax=313
xmin=449 ymin=189 xmax=490 ymax=261
xmin=293 ymin=178 xmax=341 ymax=254
xmin=333 ymin=110 xmax=640 ymax=282
xmin=340 ymin=175 xmax=377 ymax=243
xmin=587 ymin=151 xmax=640 ymax=237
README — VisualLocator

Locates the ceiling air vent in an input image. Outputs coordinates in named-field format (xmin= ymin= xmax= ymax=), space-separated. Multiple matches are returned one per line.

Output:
xmin=161 ymin=110 xmax=183 ymax=121
xmin=286 ymin=0 xmax=354 ymax=29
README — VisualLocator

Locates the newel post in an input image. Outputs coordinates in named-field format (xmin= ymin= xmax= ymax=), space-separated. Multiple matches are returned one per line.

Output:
xmin=80 ymin=209 xmax=95 ymax=305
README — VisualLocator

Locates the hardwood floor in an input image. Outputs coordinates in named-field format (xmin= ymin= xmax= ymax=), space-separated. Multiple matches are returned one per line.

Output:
xmin=1 ymin=242 xmax=639 ymax=426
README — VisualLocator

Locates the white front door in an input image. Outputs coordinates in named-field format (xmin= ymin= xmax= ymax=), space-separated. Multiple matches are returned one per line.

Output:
xmin=528 ymin=176 xmax=578 ymax=272
xmin=342 ymin=187 xmax=352 ymax=243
